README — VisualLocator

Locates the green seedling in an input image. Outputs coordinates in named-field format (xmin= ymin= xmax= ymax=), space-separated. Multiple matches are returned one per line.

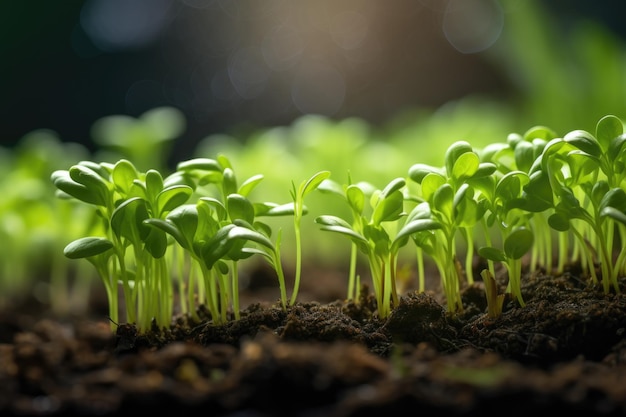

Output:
xmin=316 ymin=177 xmax=440 ymax=318
xmin=525 ymin=116 xmax=626 ymax=294
xmin=47 ymin=113 xmax=626 ymax=331
xmin=63 ymin=237 xmax=117 ymax=330
xmin=478 ymin=227 xmax=534 ymax=307
xmin=149 ymin=155 xmax=299 ymax=322
xmin=481 ymin=269 xmax=505 ymax=319
xmin=289 ymin=171 xmax=331 ymax=306
xmin=52 ymin=159 xmax=194 ymax=331
xmin=317 ymin=176 xmax=377 ymax=301
xmin=408 ymin=141 xmax=496 ymax=312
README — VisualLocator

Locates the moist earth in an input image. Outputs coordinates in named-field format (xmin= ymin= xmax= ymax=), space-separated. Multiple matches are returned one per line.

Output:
xmin=1 ymin=264 xmax=626 ymax=416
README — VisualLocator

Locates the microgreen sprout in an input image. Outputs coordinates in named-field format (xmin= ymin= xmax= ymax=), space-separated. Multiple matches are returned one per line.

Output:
xmin=316 ymin=177 xmax=440 ymax=318
xmin=407 ymin=140 xmax=496 ymax=312
xmin=317 ymin=175 xmax=377 ymax=301
xmin=49 ymin=113 xmax=626 ymax=330
xmin=52 ymin=159 xmax=194 ymax=331
xmin=289 ymin=171 xmax=331 ymax=306
xmin=481 ymin=269 xmax=505 ymax=318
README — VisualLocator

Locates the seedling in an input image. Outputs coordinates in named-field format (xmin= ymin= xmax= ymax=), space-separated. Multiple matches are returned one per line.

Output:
xmin=289 ymin=170 xmax=331 ymax=305
xmin=316 ymin=177 xmax=440 ymax=318
xmin=407 ymin=141 xmax=496 ymax=312
xmin=52 ymin=159 xmax=194 ymax=331
xmin=47 ymin=113 xmax=626 ymax=332
xmin=481 ymin=269 xmax=505 ymax=318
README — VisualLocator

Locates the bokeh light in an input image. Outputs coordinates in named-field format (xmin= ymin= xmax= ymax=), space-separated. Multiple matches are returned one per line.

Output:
xmin=3 ymin=0 xmax=626 ymax=157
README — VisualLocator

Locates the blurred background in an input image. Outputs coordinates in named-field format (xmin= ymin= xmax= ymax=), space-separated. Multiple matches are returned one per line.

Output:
xmin=2 ymin=0 xmax=625 ymax=161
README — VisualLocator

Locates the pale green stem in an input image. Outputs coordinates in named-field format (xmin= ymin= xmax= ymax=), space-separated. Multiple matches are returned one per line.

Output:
xmin=290 ymin=215 xmax=303 ymax=306
xmin=348 ymin=242 xmax=358 ymax=301
xmin=200 ymin=263 xmax=220 ymax=324
xmin=462 ymin=228 xmax=475 ymax=284
xmin=273 ymin=247 xmax=288 ymax=311
xmin=416 ymin=247 xmax=425 ymax=293
xmin=231 ymin=260 xmax=240 ymax=320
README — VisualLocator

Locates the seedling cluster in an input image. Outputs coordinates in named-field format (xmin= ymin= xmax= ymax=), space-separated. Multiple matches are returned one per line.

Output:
xmin=51 ymin=154 xmax=328 ymax=332
xmin=52 ymin=115 xmax=626 ymax=331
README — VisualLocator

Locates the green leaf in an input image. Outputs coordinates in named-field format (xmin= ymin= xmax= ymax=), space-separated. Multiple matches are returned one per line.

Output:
xmin=421 ymin=172 xmax=446 ymax=202
xmin=238 ymin=174 xmax=264 ymax=197
xmin=315 ymin=223 xmax=368 ymax=245
xmin=405 ymin=202 xmax=431 ymax=223
xmin=514 ymin=140 xmax=534 ymax=173
xmin=564 ymin=129 xmax=602 ymax=157
xmin=228 ymin=225 xmax=275 ymax=251
xmin=222 ymin=167 xmax=238 ymax=196
xmin=601 ymin=206 xmax=626 ymax=226
xmin=507 ymin=132 xmax=522 ymax=149
xmin=451 ymin=151 xmax=479 ymax=181
xmin=111 ymin=159 xmax=139 ymax=195
xmin=200 ymin=224 xmax=237 ymax=269
xmin=68 ymin=165 xmax=111 ymax=206
xmin=156 ymin=185 xmax=193 ymax=217
xmin=519 ymin=170 xmax=553 ymax=212
xmin=196 ymin=200 xmax=223 ymax=242
xmin=163 ymin=171 xmax=196 ymax=189
xmin=315 ymin=214 xmax=353 ymax=229
xmin=592 ymin=181 xmax=610 ymax=209
xmin=539 ymin=138 xmax=568 ymax=172
xmin=504 ymin=228 xmax=534 ymax=259
xmin=478 ymin=246 xmax=507 ymax=263
xmin=316 ymin=178 xmax=344 ymax=196
xmin=227 ymin=193 xmax=255 ymax=224
xmin=64 ymin=237 xmax=113 ymax=259
xmin=600 ymin=187 xmax=626 ymax=215
xmin=411 ymin=230 xmax=437 ymax=255
xmin=596 ymin=114 xmax=623 ymax=148
xmin=164 ymin=204 xmax=199 ymax=249
xmin=254 ymin=202 xmax=298 ymax=217
xmin=145 ymin=169 xmax=164 ymax=203
xmin=78 ymin=160 xmax=110 ymax=178
xmin=346 ymin=184 xmax=365 ymax=215
xmin=198 ymin=197 xmax=227 ymax=221
xmin=143 ymin=227 xmax=168 ymax=258
xmin=553 ymin=188 xmax=586 ymax=220
xmin=432 ymin=183 xmax=454 ymax=222
xmin=473 ymin=162 xmax=497 ymax=178
xmin=523 ymin=125 xmax=557 ymax=142
xmin=51 ymin=170 xmax=107 ymax=206
xmin=445 ymin=141 xmax=473 ymax=178
xmin=177 ymin=158 xmax=223 ymax=173
xmin=393 ymin=218 xmax=440 ymax=246
xmin=467 ymin=175 xmax=495 ymax=204
xmin=299 ymin=171 xmax=331 ymax=198
xmin=607 ymin=134 xmax=626 ymax=161
xmin=372 ymin=189 xmax=404 ymax=225
xmin=408 ymin=163 xmax=442 ymax=184
xmin=566 ymin=151 xmax=600 ymax=185
xmin=364 ymin=224 xmax=390 ymax=258
xmin=455 ymin=192 xmax=482 ymax=227
xmin=379 ymin=177 xmax=406 ymax=198
xmin=452 ymin=183 xmax=470 ymax=211
xmin=216 ymin=154 xmax=233 ymax=170
xmin=496 ymin=171 xmax=528 ymax=204
xmin=144 ymin=218 xmax=189 ymax=251
xmin=111 ymin=197 xmax=150 ymax=244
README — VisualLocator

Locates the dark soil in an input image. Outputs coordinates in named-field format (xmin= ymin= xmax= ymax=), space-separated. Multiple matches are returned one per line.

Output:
xmin=2 ymin=263 xmax=626 ymax=416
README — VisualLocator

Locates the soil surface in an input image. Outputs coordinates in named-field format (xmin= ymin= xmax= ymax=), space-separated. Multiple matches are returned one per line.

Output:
xmin=2 ymin=263 xmax=626 ymax=416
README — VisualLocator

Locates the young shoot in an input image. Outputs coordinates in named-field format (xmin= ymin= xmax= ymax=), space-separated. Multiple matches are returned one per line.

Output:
xmin=289 ymin=171 xmax=331 ymax=306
